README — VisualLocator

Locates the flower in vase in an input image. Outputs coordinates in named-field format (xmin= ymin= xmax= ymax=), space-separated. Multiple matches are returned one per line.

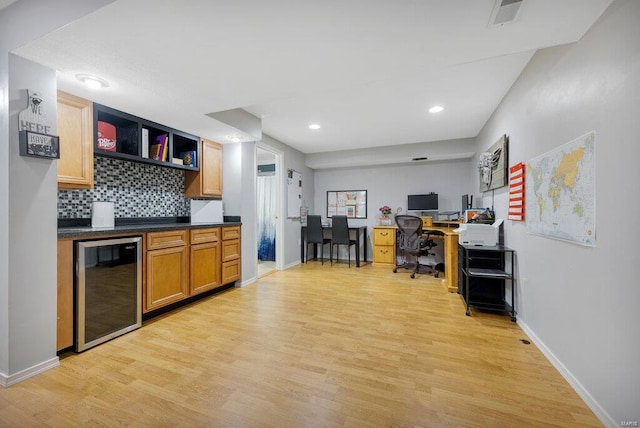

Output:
xmin=379 ymin=205 xmax=392 ymax=217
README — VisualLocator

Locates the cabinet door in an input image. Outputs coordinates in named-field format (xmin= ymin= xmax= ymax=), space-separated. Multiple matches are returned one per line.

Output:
xmin=57 ymin=91 xmax=94 ymax=189
xmin=145 ymin=246 xmax=188 ymax=312
xmin=222 ymin=260 xmax=240 ymax=284
xmin=184 ymin=138 xmax=222 ymax=198
xmin=57 ymin=239 xmax=74 ymax=351
xmin=190 ymin=241 xmax=221 ymax=295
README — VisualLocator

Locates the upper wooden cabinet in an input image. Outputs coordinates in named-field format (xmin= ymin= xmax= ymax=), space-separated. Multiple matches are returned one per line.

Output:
xmin=184 ymin=138 xmax=223 ymax=198
xmin=56 ymin=91 xmax=94 ymax=189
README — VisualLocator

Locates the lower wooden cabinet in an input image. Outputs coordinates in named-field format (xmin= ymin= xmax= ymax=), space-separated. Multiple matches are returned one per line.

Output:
xmin=144 ymin=226 xmax=240 ymax=313
xmin=221 ymin=226 xmax=241 ymax=283
xmin=57 ymin=239 xmax=74 ymax=351
xmin=144 ymin=230 xmax=189 ymax=313
xmin=190 ymin=228 xmax=221 ymax=296
xmin=58 ymin=225 xmax=241 ymax=341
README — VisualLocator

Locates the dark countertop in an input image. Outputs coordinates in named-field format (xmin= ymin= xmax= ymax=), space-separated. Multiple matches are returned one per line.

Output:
xmin=58 ymin=221 xmax=241 ymax=239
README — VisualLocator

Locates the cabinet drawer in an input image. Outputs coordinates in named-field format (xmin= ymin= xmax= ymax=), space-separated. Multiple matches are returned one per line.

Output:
xmin=222 ymin=259 xmax=240 ymax=283
xmin=222 ymin=239 xmax=240 ymax=262
xmin=374 ymin=245 xmax=395 ymax=264
xmin=222 ymin=226 xmax=240 ymax=241
xmin=147 ymin=230 xmax=187 ymax=250
xmin=374 ymin=228 xmax=396 ymax=246
xmin=190 ymin=227 xmax=220 ymax=245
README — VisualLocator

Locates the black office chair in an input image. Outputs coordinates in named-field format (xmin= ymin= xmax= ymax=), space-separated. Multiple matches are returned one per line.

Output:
xmin=330 ymin=215 xmax=356 ymax=267
xmin=393 ymin=215 xmax=438 ymax=278
xmin=306 ymin=215 xmax=331 ymax=264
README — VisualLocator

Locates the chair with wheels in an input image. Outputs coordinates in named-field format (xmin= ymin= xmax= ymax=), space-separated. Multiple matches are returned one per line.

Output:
xmin=393 ymin=215 xmax=438 ymax=278
xmin=330 ymin=215 xmax=356 ymax=267
xmin=306 ymin=215 xmax=331 ymax=264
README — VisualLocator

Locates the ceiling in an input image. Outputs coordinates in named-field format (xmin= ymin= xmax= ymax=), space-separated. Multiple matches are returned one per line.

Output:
xmin=12 ymin=0 xmax=612 ymax=155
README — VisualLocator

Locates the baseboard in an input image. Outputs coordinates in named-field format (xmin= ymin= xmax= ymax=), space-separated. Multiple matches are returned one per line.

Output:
xmin=285 ymin=260 xmax=301 ymax=270
xmin=237 ymin=276 xmax=256 ymax=288
xmin=0 ymin=357 xmax=59 ymax=387
xmin=517 ymin=320 xmax=617 ymax=428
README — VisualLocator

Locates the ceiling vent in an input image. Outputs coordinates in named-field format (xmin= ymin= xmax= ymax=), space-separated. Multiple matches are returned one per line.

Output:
xmin=488 ymin=0 xmax=524 ymax=27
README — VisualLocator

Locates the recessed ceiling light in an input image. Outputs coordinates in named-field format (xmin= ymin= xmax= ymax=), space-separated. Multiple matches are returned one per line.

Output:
xmin=309 ymin=123 xmax=321 ymax=130
xmin=429 ymin=105 xmax=444 ymax=113
xmin=75 ymin=73 xmax=109 ymax=89
xmin=227 ymin=135 xmax=241 ymax=143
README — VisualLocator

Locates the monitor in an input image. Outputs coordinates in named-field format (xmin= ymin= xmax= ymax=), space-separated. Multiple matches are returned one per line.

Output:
xmin=407 ymin=193 xmax=438 ymax=211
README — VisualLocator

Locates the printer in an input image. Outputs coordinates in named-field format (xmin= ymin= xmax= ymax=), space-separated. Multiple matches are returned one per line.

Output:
xmin=457 ymin=219 xmax=504 ymax=246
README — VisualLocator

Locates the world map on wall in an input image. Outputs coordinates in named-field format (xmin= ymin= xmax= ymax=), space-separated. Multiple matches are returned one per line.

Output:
xmin=525 ymin=132 xmax=595 ymax=246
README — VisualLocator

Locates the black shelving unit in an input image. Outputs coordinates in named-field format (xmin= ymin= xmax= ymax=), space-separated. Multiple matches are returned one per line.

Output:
xmin=94 ymin=103 xmax=199 ymax=171
xmin=458 ymin=244 xmax=516 ymax=321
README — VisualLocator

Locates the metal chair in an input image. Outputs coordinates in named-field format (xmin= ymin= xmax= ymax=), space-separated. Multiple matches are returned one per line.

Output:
xmin=330 ymin=215 xmax=356 ymax=267
xmin=393 ymin=215 xmax=437 ymax=278
xmin=306 ymin=215 xmax=331 ymax=264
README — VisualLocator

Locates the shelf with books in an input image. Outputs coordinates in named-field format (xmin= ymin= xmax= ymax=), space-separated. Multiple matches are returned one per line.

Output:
xmin=173 ymin=130 xmax=199 ymax=170
xmin=93 ymin=103 xmax=200 ymax=171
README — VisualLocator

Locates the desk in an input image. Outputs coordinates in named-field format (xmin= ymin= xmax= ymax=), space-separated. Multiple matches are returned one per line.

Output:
xmin=372 ymin=225 xmax=459 ymax=292
xmin=301 ymin=225 xmax=367 ymax=267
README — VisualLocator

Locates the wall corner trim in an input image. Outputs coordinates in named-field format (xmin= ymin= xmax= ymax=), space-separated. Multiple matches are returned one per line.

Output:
xmin=0 ymin=357 xmax=59 ymax=387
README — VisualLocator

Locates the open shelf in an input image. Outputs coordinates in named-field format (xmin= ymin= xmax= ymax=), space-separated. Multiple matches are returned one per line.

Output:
xmin=94 ymin=103 xmax=199 ymax=171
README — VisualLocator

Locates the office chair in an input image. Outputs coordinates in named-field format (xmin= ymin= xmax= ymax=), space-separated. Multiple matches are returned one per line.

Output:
xmin=393 ymin=215 xmax=438 ymax=278
xmin=330 ymin=215 xmax=356 ymax=267
xmin=306 ymin=215 xmax=331 ymax=264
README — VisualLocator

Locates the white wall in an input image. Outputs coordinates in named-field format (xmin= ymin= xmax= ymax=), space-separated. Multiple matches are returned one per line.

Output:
xmin=474 ymin=0 xmax=640 ymax=425
xmin=0 ymin=0 xmax=114 ymax=383
xmin=260 ymin=134 xmax=314 ymax=268
xmin=313 ymin=157 xmax=476 ymax=260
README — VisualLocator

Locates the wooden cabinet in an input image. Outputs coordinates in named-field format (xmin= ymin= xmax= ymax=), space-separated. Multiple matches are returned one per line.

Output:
xmin=57 ymin=239 xmax=74 ymax=351
xmin=56 ymin=91 xmax=94 ymax=189
xmin=184 ymin=138 xmax=223 ymax=198
xmin=190 ymin=228 xmax=221 ymax=296
xmin=373 ymin=226 xmax=396 ymax=264
xmin=144 ymin=230 xmax=189 ymax=312
xmin=221 ymin=226 xmax=241 ymax=283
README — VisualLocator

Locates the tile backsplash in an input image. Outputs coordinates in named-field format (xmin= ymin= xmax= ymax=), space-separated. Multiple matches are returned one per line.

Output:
xmin=58 ymin=157 xmax=190 ymax=219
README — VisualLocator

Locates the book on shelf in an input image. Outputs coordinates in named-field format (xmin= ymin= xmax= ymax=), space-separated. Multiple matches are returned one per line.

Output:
xmin=180 ymin=150 xmax=197 ymax=167
xmin=150 ymin=134 xmax=168 ymax=161
xmin=141 ymin=128 xmax=149 ymax=158
xmin=149 ymin=143 xmax=161 ymax=160
xmin=161 ymin=135 xmax=168 ymax=161
xmin=171 ymin=157 xmax=183 ymax=165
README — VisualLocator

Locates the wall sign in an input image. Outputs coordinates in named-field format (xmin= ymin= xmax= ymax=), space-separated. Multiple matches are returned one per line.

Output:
xmin=478 ymin=134 xmax=508 ymax=192
xmin=18 ymin=90 xmax=60 ymax=159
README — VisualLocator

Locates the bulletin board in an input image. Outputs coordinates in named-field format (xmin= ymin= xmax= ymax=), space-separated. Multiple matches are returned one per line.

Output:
xmin=287 ymin=169 xmax=303 ymax=218
xmin=326 ymin=190 xmax=367 ymax=218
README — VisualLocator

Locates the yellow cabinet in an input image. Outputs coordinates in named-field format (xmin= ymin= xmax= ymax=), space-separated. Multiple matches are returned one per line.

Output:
xmin=56 ymin=91 xmax=93 ymax=189
xmin=184 ymin=138 xmax=223 ymax=198
xmin=190 ymin=228 xmax=221 ymax=296
xmin=144 ymin=230 xmax=189 ymax=312
xmin=373 ymin=226 xmax=396 ymax=265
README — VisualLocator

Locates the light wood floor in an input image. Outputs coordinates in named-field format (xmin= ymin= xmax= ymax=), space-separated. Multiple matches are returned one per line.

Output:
xmin=0 ymin=263 xmax=601 ymax=427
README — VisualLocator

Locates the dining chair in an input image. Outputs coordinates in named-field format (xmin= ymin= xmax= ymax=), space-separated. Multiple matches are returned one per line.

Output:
xmin=306 ymin=215 xmax=331 ymax=264
xmin=330 ymin=215 xmax=356 ymax=267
